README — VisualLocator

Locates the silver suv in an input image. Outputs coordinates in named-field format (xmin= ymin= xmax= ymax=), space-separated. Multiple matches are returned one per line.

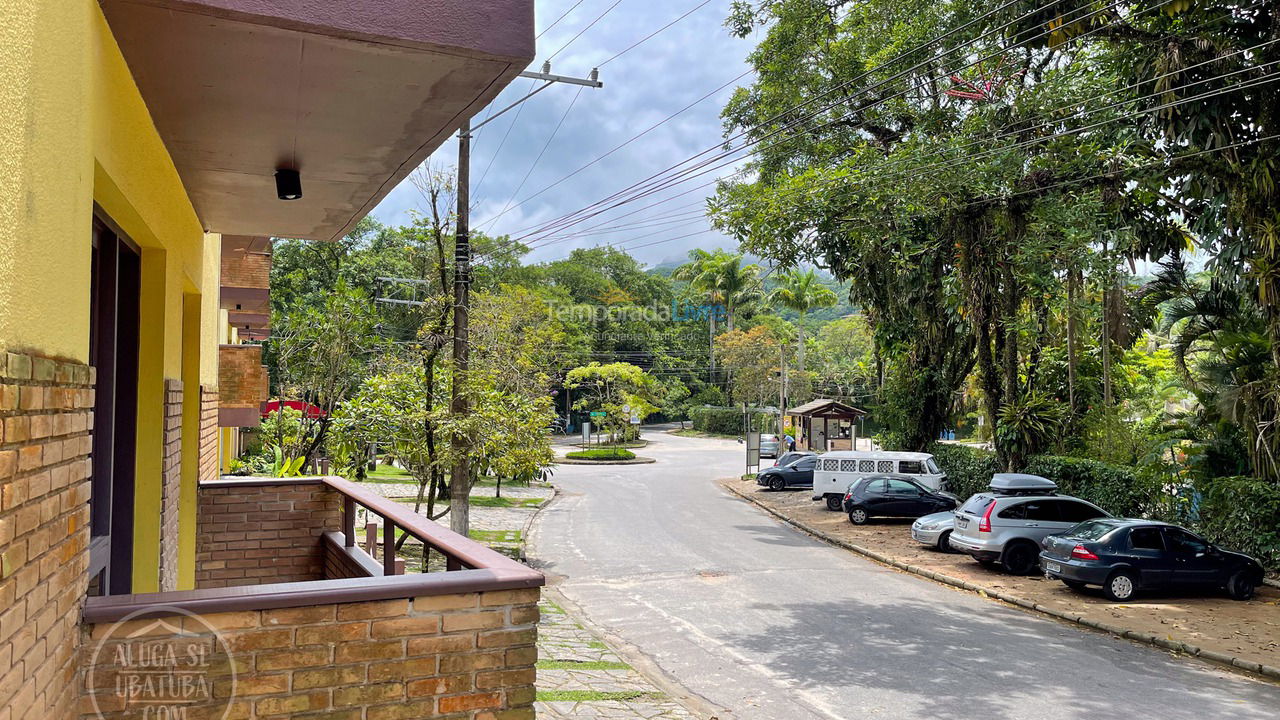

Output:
xmin=948 ymin=474 xmax=1110 ymax=575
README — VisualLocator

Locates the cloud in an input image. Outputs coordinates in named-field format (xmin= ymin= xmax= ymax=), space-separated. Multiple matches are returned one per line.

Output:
xmin=371 ymin=0 xmax=754 ymax=267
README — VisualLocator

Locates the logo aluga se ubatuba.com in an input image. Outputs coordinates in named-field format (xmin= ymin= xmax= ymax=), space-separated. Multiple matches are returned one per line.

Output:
xmin=86 ymin=606 xmax=236 ymax=720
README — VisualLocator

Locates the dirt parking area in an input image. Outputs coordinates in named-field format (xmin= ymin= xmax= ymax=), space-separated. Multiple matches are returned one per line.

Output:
xmin=723 ymin=476 xmax=1280 ymax=674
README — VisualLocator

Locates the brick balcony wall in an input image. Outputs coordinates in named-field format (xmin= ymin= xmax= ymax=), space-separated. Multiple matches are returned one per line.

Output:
xmin=80 ymin=589 xmax=539 ymax=719
xmin=198 ymin=386 xmax=219 ymax=482
xmin=218 ymin=345 xmax=268 ymax=419
xmin=195 ymin=481 xmax=342 ymax=588
xmin=158 ymin=379 xmax=183 ymax=591
xmin=220 ymin=244 xmax=271 ymax=290
xmin=0 ymin=350 xmax=95 ymax=719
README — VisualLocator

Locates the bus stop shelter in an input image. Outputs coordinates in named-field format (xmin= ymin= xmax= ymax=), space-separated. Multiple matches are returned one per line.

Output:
xmin=787 ymin=399 xmax=867 ymax=451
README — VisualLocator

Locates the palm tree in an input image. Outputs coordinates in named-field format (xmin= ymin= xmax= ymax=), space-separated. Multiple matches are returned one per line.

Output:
xmin=769 ymin=268 xmax=838 ymax=373
xmin=675 ymin=250 xmax=764 ymax=380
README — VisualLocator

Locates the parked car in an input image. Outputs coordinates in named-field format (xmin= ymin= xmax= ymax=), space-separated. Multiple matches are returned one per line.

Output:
xmin=948 ymin=474 xmax=1110 ymax=575
xmin=842 ymin=475 xmax=958 ymax=524
xmin=911 ymin=511 xmax=957 ymax=552
xmin=1040 ymin=518 xmax=1265 ymax=601
xmin=773 ymin=450 xmax=815 ymax=468
xmin=812 ymin=450 xmax=947 ymax=510
xmin=756 ymin=454 xmax=817 ymax=491
xmin=759 ymin=433 xmax=781 ymax=459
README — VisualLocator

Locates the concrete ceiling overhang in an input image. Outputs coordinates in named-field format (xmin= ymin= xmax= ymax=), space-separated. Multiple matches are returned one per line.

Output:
xmin=101 ymin=0 xmax=535 ymax=241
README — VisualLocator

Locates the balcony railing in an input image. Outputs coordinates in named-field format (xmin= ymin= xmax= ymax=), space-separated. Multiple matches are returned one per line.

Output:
xmin=79 ymin=476 xmax=542 ymax=719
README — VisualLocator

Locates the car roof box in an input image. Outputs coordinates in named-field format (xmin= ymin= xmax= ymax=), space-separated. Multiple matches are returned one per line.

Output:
xmin=989 ymin=473 xmax=1057 ymax=495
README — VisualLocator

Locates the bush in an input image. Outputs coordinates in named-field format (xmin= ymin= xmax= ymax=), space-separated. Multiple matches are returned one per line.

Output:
xmin=927 ymin=444 xmax=1000 ymax=501
xmin=1023 ymin=455 xmax=1159 ymax=518
xmin=566 ymin=448 xmax=636 ymax=460
xmin=689 ymin=406 xmax=774 ymax=435
xmin=1193 ymin=476 xmax=1280 ymax=569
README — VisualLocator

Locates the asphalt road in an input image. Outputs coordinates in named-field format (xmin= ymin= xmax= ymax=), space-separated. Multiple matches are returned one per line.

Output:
xmin=526 ymin=430 xmax=1280 ymax=720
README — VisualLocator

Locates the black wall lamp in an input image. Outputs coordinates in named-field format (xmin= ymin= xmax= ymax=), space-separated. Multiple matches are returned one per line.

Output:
xmin=275 ymin=168 xmax=302 ymax=200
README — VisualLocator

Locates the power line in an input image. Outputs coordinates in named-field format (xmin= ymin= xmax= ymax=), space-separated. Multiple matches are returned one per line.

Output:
xmin=599 ymin=0 xmax=714 ymax=67
xmin=547 ymin=0 xmax=626 ymax=62
xmin=503 ymin=0 xmax=1062 ymax=245
xmin=512 ymin=0 xmax=1262 ymax=254
xmin=538 ymin=0 xmax=588 ymax=39
xmin=480 ymin=85 xmax=587 ymax=230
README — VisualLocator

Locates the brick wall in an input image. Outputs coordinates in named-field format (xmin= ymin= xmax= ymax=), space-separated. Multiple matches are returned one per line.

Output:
xmin=195 ymin=481 xmax=342 ymax=588
xmin=322 ymin=532 xmax=381 ymax=580
xmin=159 ymin=379 xmax=183 ymax=592
xmin=218 ymin=345 xmax=268 ymax=425
xmin=220 ymin=241 xmax=271 ymax=290
xmin=80 ymin=589 xmax=539 ymax=719
xmin=0 ymin=350 xmax=95 ymax=719
xmin=199 ymin=386 xmax=219 ymax=482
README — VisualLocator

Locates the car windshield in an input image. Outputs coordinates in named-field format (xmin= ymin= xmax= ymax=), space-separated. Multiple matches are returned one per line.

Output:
xmin=959 ymin=495 xmax=994 ymax=515
xmin=1066 ymin=520 xmax=1119 ymax=540
xmin=926 ymin=458 xmax=941 ymax=474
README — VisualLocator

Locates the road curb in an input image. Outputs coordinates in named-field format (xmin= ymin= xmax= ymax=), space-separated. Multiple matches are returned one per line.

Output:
xmin=721 ymin=480 xmax=1280 ymax=684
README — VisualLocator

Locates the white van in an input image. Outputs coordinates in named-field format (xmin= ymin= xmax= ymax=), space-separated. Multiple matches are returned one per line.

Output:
xmin=811 ymin=451 xmax=946 ymax=510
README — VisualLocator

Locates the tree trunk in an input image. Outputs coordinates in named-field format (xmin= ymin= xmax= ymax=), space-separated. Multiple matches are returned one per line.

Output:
xmin=796 ymin=322 xmax=806 ymax=375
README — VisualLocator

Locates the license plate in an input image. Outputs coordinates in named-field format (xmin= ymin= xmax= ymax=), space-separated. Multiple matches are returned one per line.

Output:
xmin=955 ymin=517 xmax=969 ymax=528
xmin=1045 ymin=562 xmax=1061 ymax=573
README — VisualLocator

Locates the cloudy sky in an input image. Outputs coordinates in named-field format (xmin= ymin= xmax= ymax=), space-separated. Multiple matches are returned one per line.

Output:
xmin=370 ymin=0 xmax=755 ymax=267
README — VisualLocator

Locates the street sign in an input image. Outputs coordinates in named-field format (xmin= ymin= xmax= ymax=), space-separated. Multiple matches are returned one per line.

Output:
xmin=629 ymin=415 xmax=640 ymax=425
xmin=590 ymin=411 xmax=606 ymax=418
xmin=581 ymin=422 xmax=591 ymax=446
xmin=622 ymin=403 xmax=631 ymax=413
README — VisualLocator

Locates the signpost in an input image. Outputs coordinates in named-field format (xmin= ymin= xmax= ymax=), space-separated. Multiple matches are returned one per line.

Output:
xmin=581 ymin=421 xmax=591 ymax=449
xmin=745 ymin=431 xmax=761 ymax=475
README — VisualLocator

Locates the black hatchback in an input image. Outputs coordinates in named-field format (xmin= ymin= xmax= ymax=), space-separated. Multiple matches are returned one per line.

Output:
xmin=1040 ymin=518 xmax=1265 ymax=602
xmin=842 ymin=475 xmax=959 ymax=525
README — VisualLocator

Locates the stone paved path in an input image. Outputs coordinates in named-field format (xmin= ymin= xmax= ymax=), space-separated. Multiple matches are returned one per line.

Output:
xmin=536 ymin=599 xmax=696 ymax=719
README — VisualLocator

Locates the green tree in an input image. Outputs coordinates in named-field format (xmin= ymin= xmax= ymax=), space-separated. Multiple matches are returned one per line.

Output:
xmin=768 ymin=268 xmax=838 ymax=373
xmin=566 ymin=362 xmax=661 ymax=442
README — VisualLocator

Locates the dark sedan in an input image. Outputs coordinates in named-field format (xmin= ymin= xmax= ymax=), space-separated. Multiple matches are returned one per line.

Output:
xmin=842 ymin=475 xmax=959 ymax=525
xmin=1040 ymin=518 xmax=1265 ymax=602
xmin=756 ymin=454 xmax=817 ymax=491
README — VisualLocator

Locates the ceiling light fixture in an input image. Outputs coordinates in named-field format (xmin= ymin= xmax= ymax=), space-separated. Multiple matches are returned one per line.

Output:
xmin=275 ymin=168 xmax=302 ymax=200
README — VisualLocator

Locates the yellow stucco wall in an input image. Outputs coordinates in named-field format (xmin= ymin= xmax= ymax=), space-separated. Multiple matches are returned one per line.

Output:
xmin=1 ymin=1 xmax=224 ymax=593
xmin=0 ymin=0 xmax=94 ymax=361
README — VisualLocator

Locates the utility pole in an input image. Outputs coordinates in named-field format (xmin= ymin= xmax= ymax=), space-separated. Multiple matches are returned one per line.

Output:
xmin=778 ymin=340 xmax=788 ymax=435
xmin=450 ymin=62 xmax=602 ymax=536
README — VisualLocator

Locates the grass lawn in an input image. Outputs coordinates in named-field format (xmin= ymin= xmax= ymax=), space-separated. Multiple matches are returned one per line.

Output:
xmin=357 ymin=465 xmax=530 ymax=489
xmin=670 ymin=428 xmax=737 ymax=439
xmin=565 ymin=448 xmax=636 ymax=460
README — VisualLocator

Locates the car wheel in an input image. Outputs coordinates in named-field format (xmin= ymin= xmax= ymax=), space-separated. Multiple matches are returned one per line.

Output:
xmin=1103 ymin=570 xmax=1139 ymax=602
xmin=1227 ymin=571 xmax=1257 ymax=601
xmin=848 ymin=506 xmax=869 ymax=525
xmin=825 ymin=495 xmax=843 ymax=511
xmin=936 ymin=530 xmax=955 ymax=553
xmin=1000 ymin=541 xmax=1039 ymax=576
xmin=1062 ymin=580 xmax=1088 ymax=592
xmin=768 ymin=477 xmax=786 ymax=492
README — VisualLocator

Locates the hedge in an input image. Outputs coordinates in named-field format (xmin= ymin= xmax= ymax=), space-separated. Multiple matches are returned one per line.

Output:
xmin=928 ymin=443 xmax=1280 ymax=569
xmin=1191 ymin=476 xmax=1280 ymax=570
xmin=689 ymin=407 xmax=775 ymax=435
